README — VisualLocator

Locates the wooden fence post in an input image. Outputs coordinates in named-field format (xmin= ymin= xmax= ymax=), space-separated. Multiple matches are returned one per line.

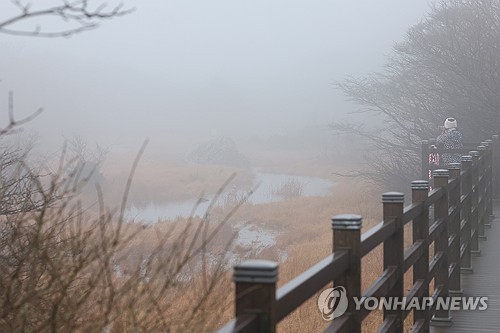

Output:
xmin=460 ymin=155 xmax=473 ymax=273
xmin=411 ymin=180 xmax=430 ymax=331
xmin=484 ymin=139 xmax=494 ymax=224
xmin=447 ymin=163 xmax=462 ymax=295
xmin=481 ymin=139 xmax=493 ymax=228
xmin=234 ymin=260 xmax=279 ymax=333
xmin=430 ymin=169 xmax=452 ymax=326
xmin=422 ymin=140 xmax=430 ymax=180
xmin=332 ymin=214 xmax=362 ymax=333
xmin=382 ymin=192 xmax=405 ymax=332
xmin=492 ymin=135 xmax=499 ymax=199
xmin=477 ymin=145 xmax=487 ymax=240
xmin=469 ymin=150 xmax=480 ymax=255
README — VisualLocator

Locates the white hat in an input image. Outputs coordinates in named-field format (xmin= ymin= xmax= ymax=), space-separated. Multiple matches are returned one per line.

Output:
xmin=444 ymin=117 xmax=457 ymax=129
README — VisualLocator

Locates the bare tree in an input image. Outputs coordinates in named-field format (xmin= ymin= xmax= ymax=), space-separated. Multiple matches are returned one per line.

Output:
xmin=0 ymin=133 xmax=248 ymax=331
xmin=0 ymin=93 xmax=247 ymax=332
xmin=333 ymin=0 xmax=500 ymax=191
xmin=0 ymin=0 xmax=132 ymax=38
xmin=0 ymin=0 xmax=131 ymax=215
xmin=0 ymin=2 xmax=250 ymax=330
xmin=0 ymin=92 xmax=49 ymax=215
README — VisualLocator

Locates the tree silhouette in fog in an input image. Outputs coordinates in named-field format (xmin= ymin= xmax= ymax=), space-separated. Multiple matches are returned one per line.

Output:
xmin=333 ymin=0 xmax=500 ymax=190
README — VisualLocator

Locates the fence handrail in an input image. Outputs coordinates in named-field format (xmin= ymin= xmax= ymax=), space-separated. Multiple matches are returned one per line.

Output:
xmin=216 ymin=135 xmax=498 ymax=333
xmin=275 ymin=251 xmax=349 ymax=322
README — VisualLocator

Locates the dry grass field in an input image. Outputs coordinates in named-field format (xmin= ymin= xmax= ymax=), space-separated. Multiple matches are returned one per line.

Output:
xmin=8 ymin=134 xmax=418 ymax=332
xmin=112 ymin=180 xmax=385 ymax=332
xmin=64 ymin=138 xmax=419 ymax=332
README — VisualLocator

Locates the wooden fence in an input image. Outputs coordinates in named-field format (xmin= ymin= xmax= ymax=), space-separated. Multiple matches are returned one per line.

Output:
xmin=216 ymin=135 xmax=499 ymax=333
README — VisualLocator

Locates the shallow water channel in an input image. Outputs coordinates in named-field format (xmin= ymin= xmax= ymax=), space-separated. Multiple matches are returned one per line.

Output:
xmin=125 ymin=170 xmax=333 ymax=255
xmin=126 ymin=170 xmax=333 ymax=222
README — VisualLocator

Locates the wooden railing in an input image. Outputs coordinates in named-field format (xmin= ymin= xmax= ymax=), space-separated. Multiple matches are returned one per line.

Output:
xmin=216 ymin=135 xmax=498 ymax=333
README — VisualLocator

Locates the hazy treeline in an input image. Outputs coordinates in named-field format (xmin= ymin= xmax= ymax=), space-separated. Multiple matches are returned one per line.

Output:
xmin=333 ymin=0 xmax=500 ymax=190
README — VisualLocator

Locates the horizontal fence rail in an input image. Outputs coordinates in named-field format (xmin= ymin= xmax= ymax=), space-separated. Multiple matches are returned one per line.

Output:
xmin=216 ymin=135 xmax=498 ymax=333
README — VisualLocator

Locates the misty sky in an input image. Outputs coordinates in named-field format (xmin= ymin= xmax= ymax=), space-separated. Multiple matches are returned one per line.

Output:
xmin=0 ymin=1 xmax=433 ymax=150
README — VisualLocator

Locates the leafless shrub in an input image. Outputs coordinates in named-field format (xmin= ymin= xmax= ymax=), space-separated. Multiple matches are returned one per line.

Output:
xmin=0 ymin=133 xmax=249 ymax=332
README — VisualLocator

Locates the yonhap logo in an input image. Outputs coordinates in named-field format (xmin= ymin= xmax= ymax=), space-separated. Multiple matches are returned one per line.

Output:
xmin=317 ymin=286 xmax=348 ymax=321
xmin=317 ymin=285 xmax=488 ymax=321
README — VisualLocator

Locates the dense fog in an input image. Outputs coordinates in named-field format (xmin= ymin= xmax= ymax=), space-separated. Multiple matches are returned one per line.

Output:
xmin=0 ymin=0 xmax=431 ymax=152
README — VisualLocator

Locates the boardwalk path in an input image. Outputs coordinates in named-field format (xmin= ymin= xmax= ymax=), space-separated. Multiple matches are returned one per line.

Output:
xmin=431 ymin=200 xmax=500 ymax=332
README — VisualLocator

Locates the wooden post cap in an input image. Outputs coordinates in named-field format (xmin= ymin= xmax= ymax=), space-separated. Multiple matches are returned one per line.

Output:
xmin=433 ymin=169 xmax=449 ymax=177
xmin=469 ymin=151 xmax=479 ymax=157
xmin=382 ymin=192 xmax=404 ymax=203
xmin=461 ymin=155 xmax=473 ymax=162
xmin=234 ymin=260 xmax=278 ymax=283
xmin=411 ymin=180 xmax=429 ymax=190
xmin=448 ymin=163 xmax=461 ymax=170
xmin=477 ymin=145 xmax=486 ymax=151
xmin=331 ymin=214 xmax=362 ymax=230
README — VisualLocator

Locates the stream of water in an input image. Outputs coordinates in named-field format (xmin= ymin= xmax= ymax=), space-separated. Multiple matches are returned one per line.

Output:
xmin=125 ymin=170 xmax=333 ymax=222
xmin=125 ymin=170 xmax=333 ymax=257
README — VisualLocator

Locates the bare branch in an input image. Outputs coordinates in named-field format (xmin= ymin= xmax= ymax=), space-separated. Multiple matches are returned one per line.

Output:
xmin=0 ymin=1 xmax=134 ymax=38
xmin=0 ymin=92 xmax=43 ymax=136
